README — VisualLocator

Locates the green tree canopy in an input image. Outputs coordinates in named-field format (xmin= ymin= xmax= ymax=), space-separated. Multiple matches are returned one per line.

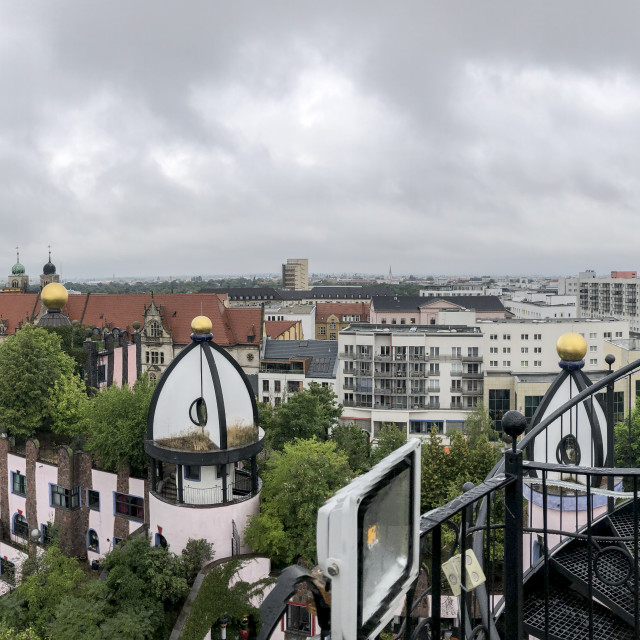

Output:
xmin=0 ymin=324 xmax=87 ymax=438
xmin=84 ymin=375 xmax=155 ymax=476
xmin=329 ymin=423 xmax=371 ymax=474
xmin=245 ymin=438 xmax=352 ymax=566
xmin=463 ymin=401 xmax=498 ymax=447
xmin=614 ymin=398 xmax=640 ymax=469
xmin=261 ymin=383 xmax=343 ymax=451
xmin=371 ymin=423 xmax=407 ymax=465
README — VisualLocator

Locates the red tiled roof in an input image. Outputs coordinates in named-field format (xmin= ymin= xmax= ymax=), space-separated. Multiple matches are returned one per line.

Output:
xmin=315 ymin=301 xmax=370 ymax=323
xmin=264 ymin=320 xmax=297 ymax=339
xmin=0 ymin=293 xmax=40 ymax=334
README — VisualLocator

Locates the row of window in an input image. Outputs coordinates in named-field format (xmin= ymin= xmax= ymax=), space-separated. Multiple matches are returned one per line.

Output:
xmin=145 ymin=350 xmax=165 ymax=364
xmin=10 ymin=476 xmax=143 ymax=521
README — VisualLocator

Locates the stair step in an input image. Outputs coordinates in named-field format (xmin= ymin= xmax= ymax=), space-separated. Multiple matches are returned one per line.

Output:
xmin=522 ymin=584 xmax=635 ymax=640
xmin=609 ymin=509 xmax=640 ymax=556
xmin=553 ymin=542 xmax=636 ymax=626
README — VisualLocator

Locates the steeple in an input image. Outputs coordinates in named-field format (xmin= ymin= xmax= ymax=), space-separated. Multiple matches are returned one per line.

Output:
xmin=40 ymin=245 xmax=60 ymax=289
xmin=8 ymin=246 xmax=29 ymax=292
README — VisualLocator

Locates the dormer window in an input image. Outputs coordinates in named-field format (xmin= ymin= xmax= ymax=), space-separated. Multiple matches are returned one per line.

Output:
xmin=149 ymin=321 xmax=162 ymax=338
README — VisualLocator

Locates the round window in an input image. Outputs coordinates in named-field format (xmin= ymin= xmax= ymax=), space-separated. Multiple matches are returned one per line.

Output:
xmin=556 ymin=433 xmax=581 ymax=465
xmin=189 ymin=397 xmax=208 ymax=426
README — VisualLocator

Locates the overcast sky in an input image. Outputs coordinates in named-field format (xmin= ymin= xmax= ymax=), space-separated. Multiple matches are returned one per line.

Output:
xmin=1 ymin=1 xmax=640 ymax=279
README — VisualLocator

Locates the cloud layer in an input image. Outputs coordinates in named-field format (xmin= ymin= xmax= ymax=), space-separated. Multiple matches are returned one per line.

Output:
xmin=1 ymin=1 xmax=640 ymax=278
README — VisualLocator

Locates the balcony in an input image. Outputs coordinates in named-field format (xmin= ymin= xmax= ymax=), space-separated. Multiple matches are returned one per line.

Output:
xmin=340 ymin=352 xmax=355 ymax=359
xmin=450 ymin=386 xmax=463 ymax=393
xmin=462 ymin=388 xmax=483 ymax=395
xmin=374 ymin=370 xmax=393 ymax=378
xmin=343 ymin=399 xmax=356 ymax=407
xmin=342 ymin=381 xmax=355 ymax=390
xmin=374 ymin=354 xmax=392 ymax=361
xmin=462 ymin=355 xmax=482 ymax=363
xmin=462 ymin=372 xmax=483 ymax=379
xmin=427 ymin=402 xmax=440 ymax=409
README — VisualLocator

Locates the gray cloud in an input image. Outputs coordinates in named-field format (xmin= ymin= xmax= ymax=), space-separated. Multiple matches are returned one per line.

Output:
xmin=1 ymin=1 xmax=640 ymax=279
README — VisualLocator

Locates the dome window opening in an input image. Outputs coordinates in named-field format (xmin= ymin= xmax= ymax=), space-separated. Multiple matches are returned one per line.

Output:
xmin=189 ymin=397 xmax=208 ymax=428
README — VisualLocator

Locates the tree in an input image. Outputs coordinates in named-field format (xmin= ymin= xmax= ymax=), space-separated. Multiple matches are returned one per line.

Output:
xmin=614 ymin=398 xmax=640 ymax=469
xmin=263 ymin=383 xmax=343 ymax=451
xmin=421 ymin=428 xmax=450 ymax=513
xmin=329 ymin=423 xmax=371 ymax=474
xmin=84 ymin=375 xmax=155 ymax=476
xmin=245 ymin=438 xmax=352 ymax=565
xmin=463 ymin=401 xmax=496 ymax=448
xmin=371 ymin=423 xmax=407 ymax=465
xmin=0 ymin=325 xmax=87 ymax=438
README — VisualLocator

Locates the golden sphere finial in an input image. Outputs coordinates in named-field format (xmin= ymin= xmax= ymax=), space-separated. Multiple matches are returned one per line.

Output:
xmin=191 ymin=315 xmax=212 ymax=335
xmin=41 ymin=282 xmax=68 ymax=310
xmin=556 ymin=332 xmax=587 ymax=362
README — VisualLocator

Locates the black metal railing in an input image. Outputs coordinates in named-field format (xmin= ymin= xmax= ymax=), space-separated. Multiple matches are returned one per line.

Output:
xmin=403 ymin=354 xmax=640 ymax=640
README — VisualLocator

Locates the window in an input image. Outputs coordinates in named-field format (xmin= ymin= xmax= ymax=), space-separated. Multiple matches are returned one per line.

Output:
xmin=614 ymin=391 xmax=624 ymax=423
xmin=149 ymin=321 xmax=162 ymax=338
xmin=11 ymin=472 xmax=26 ymax=496
xmin=429 ymin=363 xmax=440 ymax=375
xmin=87 ymin=490 xmax=100 ymax=511
xmin=534 ymin=334 xmax=542 ymax=340
xmin=604 ymin=332 xmax=612 ymax=339
xmin=319 ymin=326 xmax=326 ymax=335
xmin=51 ymin=485 xmax=80 ymax=509
xmin=489 ymin=389 xmax=511 ymax=431
xmin=329 ymin=321 xmax=336 ymax=329
xmin=524 ymin=396 xmax=543 ymax=421
xmin=429 ymin=347 xmax=439 ymax=357
xmin=87 ymin=529 xmax=99 ymax=553
xmin=521 ymin=361 xmax=529 ymax=367
xmin=400 ymin=319 xmax=406 ymax=325
xmin=274 ymin=380 xmax=281 ymax=393
xmin=184 ymin=465 xmax=201 ymax=481
xmin=41 ymin=523 xmax=55 ymax=545
xmin=451 ymin=362 xmax=462 ymax=374
xmin=150 ymin=351 xmax=164 ymax=365
xmin=490 ymin=347 xmax=498 ymax=354
xmin=534 ymin=360 xmax=542 ymax=367
xmin=13 ymin=513 xmax=28 ymax=539
xmin=503 ymin=347 xmax=510 ymax=353
xmin=285 ymin=604 xmax=312 ymax=635
xmin=274 ymin=397 xmax=281 ymax=406
xmin=503 ymin=360 xmax=511 ymax=367
xmin=589 ymin=332 xmax=597 ymax=339
xmin=468 ymin=347 xmax=479 ymax=357
xmin=616 ymin=332 xmax=623 ymax=338
xmin=97 ymin=364 xmax=106 ymax=383
xmin=521 ymin=334 xmax=529 ymax=340
xmin=114 ymin=493 xmax=144 ymax=521
xmin=490 ymin=360 xmax=498 ymax=366
xmin=451 ymin=347 xmax=461 ymax=357
xmin=490 ymin=334 xmax=497 ymax=340
xmin=521 ymin=347 xmax=528 ymax=353
xmin=262 ymin=380 xmax=269 ymax=392
xmin=0 ymin=558 xmax=15 ymax=585
xmin=589 ymin=346 xmax=597 ymax=352
xmin=534 ymin=347 xmax=542 ymax=353
xmin=330 ymin=333 xmax=336 ymax=340
xmin=590 ymin=358 xmax=598 ymax=365
xmin=429 ymin=396 xmax=439 ymax=407
xmin=503 ymin=334 xmax=511 ymax=340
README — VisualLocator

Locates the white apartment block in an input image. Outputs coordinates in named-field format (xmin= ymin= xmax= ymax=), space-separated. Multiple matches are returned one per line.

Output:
xmin=579 ymin=277 xmax=640 ymax=332
xmin=337 ymin=318 xmax=629 ymax=440
xmin=338 ymin=324 xmax=483 ymax=442
xmin=504 ymin=297 xmax=576 ymax=320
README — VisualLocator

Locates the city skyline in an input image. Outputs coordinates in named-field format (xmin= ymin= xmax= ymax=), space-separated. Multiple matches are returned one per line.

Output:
xmin=2 ymin=2 xmax=640 ymax=277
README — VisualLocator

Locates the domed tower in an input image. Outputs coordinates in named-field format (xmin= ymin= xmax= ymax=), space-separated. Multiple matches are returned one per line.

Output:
xmin=40 ymin=248 xmax=60 ymax=289
xmin=524 ymin=332 xmax=612 ymax=563
xmin=38 ymin=282 xmax=71 ymax=327
xmin=145 ymin=316 xmax=264 ymax=555
xmin=8 ymin=247 xmax=29 ymax=292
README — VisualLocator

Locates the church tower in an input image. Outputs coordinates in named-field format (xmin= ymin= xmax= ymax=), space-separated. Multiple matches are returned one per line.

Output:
xmin=8 ymin=247 xmax=29 ymax=292
xmin=40 ymin=247 xmax=60 ymax=289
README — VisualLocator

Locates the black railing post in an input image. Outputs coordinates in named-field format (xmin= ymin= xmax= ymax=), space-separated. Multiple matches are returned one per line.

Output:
xmin=177 ymin=464 xmax=184 ymax=504
xmin=605 ymin=353 xmax=616 ymax=512
xmin=431 ymin=525 xmax=441 ymax=640
xmin=502 ymin=411 xmax=526 ymax=640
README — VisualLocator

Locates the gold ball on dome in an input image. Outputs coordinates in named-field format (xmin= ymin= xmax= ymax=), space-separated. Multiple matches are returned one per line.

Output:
xmin=41 ymin=282 xmax=69 ymax=310
xmin=556 ymin=332 xmax=587 ymax=361
xmin=191 ymin=316 xmax=212 ymax=334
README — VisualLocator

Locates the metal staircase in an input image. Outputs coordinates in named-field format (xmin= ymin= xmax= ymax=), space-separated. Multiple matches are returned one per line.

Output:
xmin=519 ymin=501 xmax=640 ymax=639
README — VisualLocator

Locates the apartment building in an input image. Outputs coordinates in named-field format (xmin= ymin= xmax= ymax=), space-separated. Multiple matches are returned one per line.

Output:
xmin=282 ymin=258 xmax=309 ymax=291
xmin=315 ymin=302 xmax=370 ymax=340
xmin=480 ymin=317 xmax=629 ymax=429
xmin=259 ymin=339 xmax=338 ymax=406
xmin=337 ymin=324 xmax=484 ymax=441
xmin=264 ymin=304 xmax=315 ymax=339
xmin=337 ymin=318 xmax=630 ymax=440
xmin=578 ymin=277 xmax=640 ymax=332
